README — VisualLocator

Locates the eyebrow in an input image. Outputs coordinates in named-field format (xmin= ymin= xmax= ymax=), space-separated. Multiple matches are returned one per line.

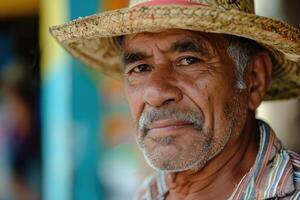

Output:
xmin=171 ymin=39 xmax=210 ymax=55
xmin=121 ymin=38 xmax=210 ymax=66
xmin=122 ymin=51 xmax=147 ymax=66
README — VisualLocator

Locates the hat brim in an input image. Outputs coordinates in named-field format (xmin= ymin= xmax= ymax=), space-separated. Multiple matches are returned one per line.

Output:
xmin=50 ymin=5 xmax=300 ymax=100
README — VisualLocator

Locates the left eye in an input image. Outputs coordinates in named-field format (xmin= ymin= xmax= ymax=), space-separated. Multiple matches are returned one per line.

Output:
xmin=177 ymin=57 xmax=199 ymax=66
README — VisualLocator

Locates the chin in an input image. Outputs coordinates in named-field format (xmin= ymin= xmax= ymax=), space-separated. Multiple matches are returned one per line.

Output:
xmin=142 ymin=147 xmax=211 ymax=172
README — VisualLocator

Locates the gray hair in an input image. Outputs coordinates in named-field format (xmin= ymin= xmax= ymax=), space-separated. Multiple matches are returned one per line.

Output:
xmin=226 ymin=35 xmax=265 ymax=90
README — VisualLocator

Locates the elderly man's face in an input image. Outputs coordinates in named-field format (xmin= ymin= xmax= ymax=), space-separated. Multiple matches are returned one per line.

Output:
xmin=122 ymin=29 xmax=249 ymax=172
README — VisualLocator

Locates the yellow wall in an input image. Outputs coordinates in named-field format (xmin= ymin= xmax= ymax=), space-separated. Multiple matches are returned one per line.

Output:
xmin=0 ymin=0 xmax=39 ymax=18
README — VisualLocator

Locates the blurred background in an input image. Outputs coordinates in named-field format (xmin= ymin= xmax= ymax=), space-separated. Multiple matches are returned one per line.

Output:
xmin=0 ymin=0 xmax=299 ymax=200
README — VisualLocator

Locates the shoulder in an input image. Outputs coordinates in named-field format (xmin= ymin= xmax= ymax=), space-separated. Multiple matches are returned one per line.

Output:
xmin=276 ymin=150 xmax=300 ymax=199
xmin=254 ymin=145 xmax=300 ymax=199
xmin=288 ymin=150 xmax=300 ymax=166
xmin=287 ymin=150 xmax=300 ymax=190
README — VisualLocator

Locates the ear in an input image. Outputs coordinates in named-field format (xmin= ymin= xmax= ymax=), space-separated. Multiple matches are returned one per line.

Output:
xmin=247 ymin=51 xmax=272 ymax=110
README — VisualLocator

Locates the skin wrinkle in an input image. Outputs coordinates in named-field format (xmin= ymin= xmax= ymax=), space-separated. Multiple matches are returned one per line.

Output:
xmin=166 ymin=96 xmax=249 ymax=196
xmin=123 ymin=51 xmax=147 ymax=66
xmin=171 ymin=40 xmax=209 ymax=56
xmin=123 ymin=40 xmax=218 ymax=78
xmin=119 ymin=33 xmax=263 ymax=90
xmin=122 ymin=29 xmax=267 ymax=199
xmin=164 ymin=95 xmax=252 ymax=198
xmin=126 ymin=30 xmax=244 ymax=172
xmin=121 ymin=33 xmax=210 ymax=65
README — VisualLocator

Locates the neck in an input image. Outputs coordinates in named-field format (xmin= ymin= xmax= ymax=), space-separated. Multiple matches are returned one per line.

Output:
xmin=165 ymin=113 xmax=259 ymax=200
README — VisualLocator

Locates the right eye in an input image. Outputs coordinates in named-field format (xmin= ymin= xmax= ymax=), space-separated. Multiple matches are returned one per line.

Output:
xmin=130 ymin=64 xmax=151 ymax=74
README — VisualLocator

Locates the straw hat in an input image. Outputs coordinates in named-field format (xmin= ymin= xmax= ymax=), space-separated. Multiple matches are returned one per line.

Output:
xmin=50 ymin=0 xmax=300 ymax=100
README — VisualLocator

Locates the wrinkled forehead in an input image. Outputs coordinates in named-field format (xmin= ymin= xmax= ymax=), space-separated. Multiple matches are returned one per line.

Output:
xmin=120 ymin=29 xmax=228 ymax=53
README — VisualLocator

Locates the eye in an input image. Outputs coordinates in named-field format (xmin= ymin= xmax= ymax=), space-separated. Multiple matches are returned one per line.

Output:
xmin=177 ymin=57 xmax=200 ymax=66
xmin=130 ymin=64 xmax=151 ymax=74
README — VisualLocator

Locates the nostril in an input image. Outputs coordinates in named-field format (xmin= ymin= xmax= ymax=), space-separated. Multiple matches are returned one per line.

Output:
xmin=162 ymin=98 xmax=176 ymax=106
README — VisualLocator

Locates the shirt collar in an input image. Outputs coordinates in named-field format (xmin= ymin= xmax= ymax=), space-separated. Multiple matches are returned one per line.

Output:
xmin=239 ymin=120 xmax=295 ymax=199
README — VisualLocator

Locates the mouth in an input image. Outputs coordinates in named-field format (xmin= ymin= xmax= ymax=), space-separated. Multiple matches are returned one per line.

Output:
xmin=147 ymin=119 xmax=194 ymax=136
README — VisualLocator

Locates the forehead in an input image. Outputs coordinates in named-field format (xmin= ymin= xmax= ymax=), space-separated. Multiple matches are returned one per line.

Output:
xmin=123 ymin=29 xmax=226 ymax=52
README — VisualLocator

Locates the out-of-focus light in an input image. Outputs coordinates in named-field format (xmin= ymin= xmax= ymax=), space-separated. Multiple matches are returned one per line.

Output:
xmin=0 ymin=0 xmax=39 ymax=18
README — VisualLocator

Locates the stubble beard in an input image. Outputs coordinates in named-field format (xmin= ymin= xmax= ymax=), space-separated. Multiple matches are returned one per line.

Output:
xmin=137 ymin=109 xmax=232 ymax=172
xmin=136 ymin=92 xmax=247 ymax=172
xmin=137 ymin=121 xmax=235 ymax=173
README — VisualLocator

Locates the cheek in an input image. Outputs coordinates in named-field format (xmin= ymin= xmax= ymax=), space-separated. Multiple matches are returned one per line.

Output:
xmin=124 ymin=83 xmax=145 ymax=122
xmin=178 ymin=78 xmax=215 ymax=128
xmin=179 ymin=75 xmax=234 ymax=133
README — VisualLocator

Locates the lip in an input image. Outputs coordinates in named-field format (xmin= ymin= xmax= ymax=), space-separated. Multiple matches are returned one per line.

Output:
xmin=148 ymin=119 xmax=193 ymax=133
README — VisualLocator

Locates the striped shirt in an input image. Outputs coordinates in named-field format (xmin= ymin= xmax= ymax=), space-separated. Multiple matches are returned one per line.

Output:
xmin=135 ymin=120 xmax=300 ymax=200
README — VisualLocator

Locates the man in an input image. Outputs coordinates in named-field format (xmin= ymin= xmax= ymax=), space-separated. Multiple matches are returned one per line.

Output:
xmin=50 ymin=0 xmax=300 ymax=199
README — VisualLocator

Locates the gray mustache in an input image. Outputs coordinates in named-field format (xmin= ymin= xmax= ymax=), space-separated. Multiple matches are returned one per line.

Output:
xmin=138 ymin=108 xmax=204 ymax=135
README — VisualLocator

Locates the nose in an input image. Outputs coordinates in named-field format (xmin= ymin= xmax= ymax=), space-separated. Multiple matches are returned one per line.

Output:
xmin=143 ymin=71 xmax=183 ymax=107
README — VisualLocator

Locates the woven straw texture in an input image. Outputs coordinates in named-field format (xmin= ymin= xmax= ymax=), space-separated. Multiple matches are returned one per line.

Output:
xmin=50 ymin=0 xmax=300 ymax=100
